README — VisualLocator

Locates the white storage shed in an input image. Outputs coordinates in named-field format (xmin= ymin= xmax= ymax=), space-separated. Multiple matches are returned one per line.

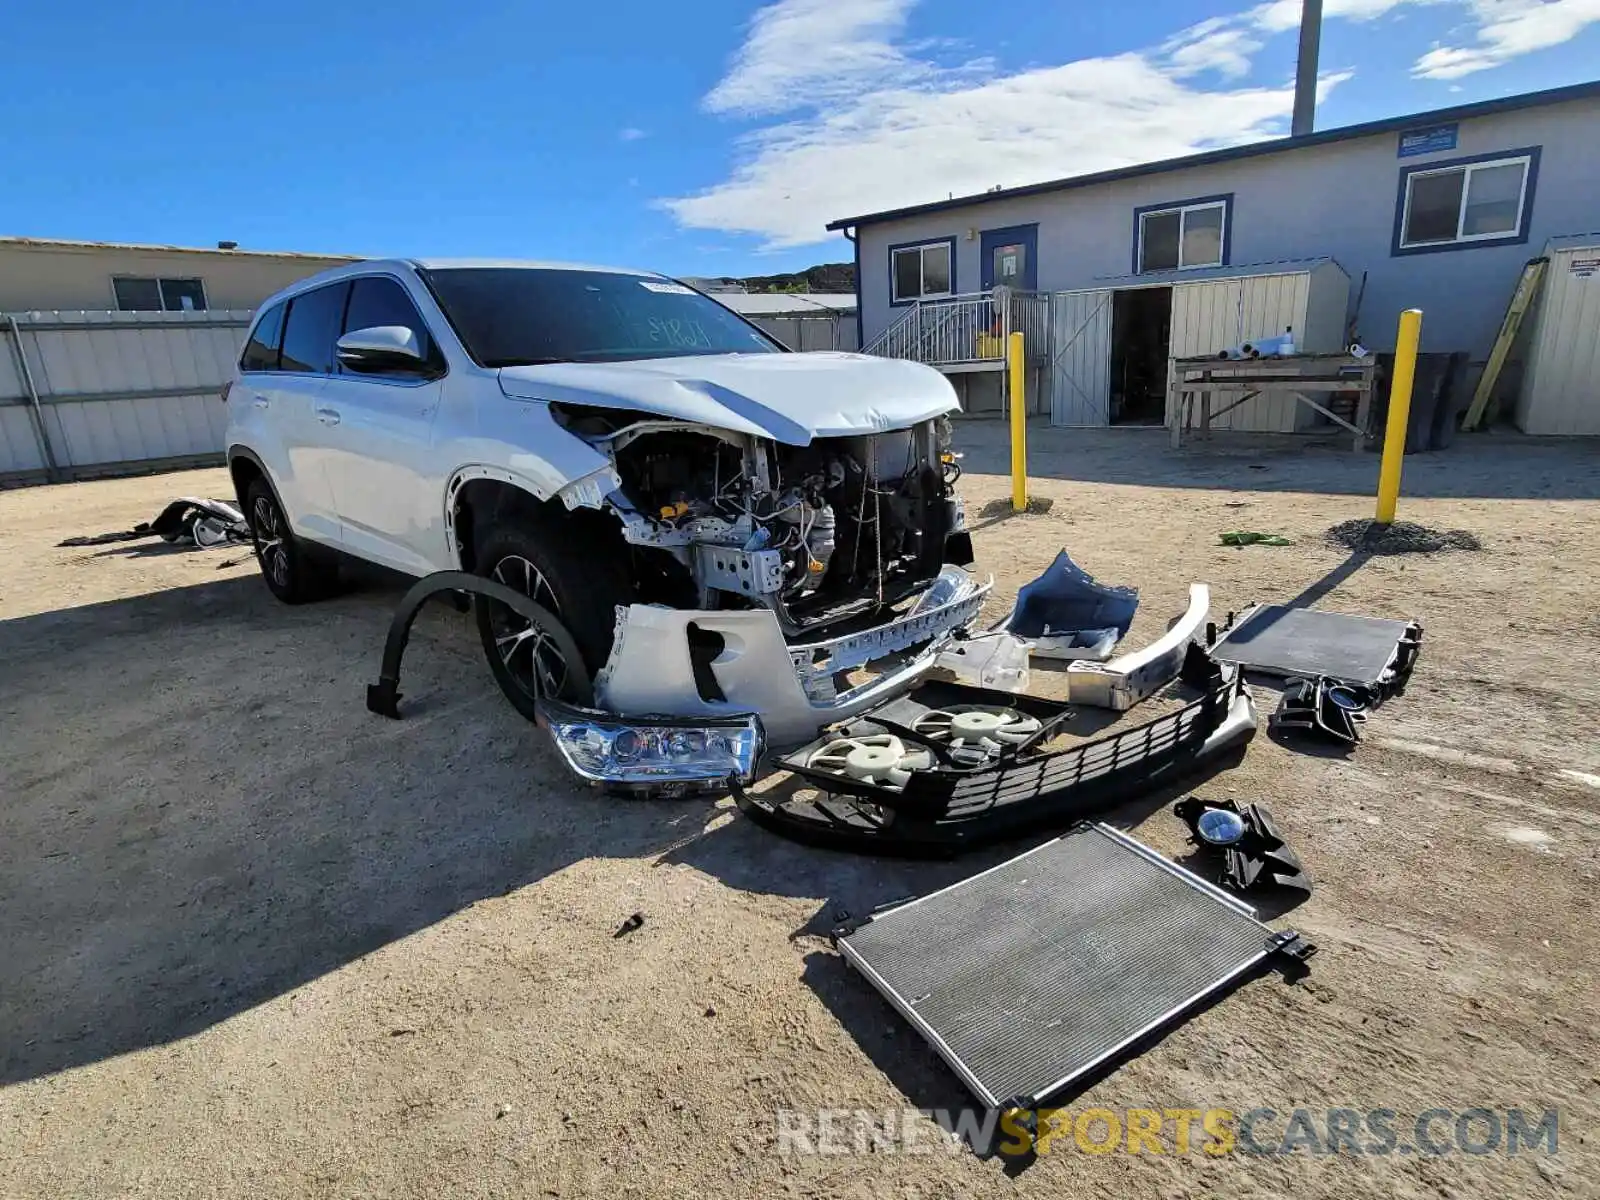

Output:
xmin=1047 ymin=258 xmax=1351 ymax=430
xmin=1516 ymin=235 xmax=1600 ymax=435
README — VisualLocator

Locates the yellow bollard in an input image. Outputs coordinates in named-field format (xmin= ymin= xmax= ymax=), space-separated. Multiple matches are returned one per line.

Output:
xmin=1375 ymin=309 xmax=1422 ymax=525
xmin=1009 ymin=331 xmax=1027 ymax=512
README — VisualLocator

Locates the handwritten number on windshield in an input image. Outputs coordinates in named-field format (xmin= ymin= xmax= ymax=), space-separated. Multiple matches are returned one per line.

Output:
xmin=647 ymin=316 xmax=712 ymax=349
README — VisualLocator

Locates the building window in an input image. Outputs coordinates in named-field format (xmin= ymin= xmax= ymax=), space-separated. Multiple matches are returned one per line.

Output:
xmin=1395 ymin=149 xmax=1537 ymax=254
xmin=889 ymin=239 xmax=956 ymax=304
xmin=112 ymin=276 xmax=209 ymax=312
xmin=1134 ymin=196 xmax=1230 ymax=273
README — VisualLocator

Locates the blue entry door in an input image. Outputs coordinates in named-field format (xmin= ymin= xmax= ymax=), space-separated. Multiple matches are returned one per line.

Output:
xmin=980 ymin=224 xmax=1039 ymax=291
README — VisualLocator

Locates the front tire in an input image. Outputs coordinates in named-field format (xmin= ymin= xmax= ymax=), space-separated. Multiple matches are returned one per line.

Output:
xmin=473 ymin=517 xmax=633 ymax=722
xmin=244 ymin=477 xmax=338 ymax=604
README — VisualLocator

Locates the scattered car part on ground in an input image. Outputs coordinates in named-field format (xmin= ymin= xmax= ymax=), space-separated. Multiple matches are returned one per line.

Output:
xmin=1174 ymin=796 xmax=1313 ymax=895
xmin=1065 ymin=584 xmax=1210 ymax=711
xmin=538 ymin=697 xmax=763 ymax=795
xmin=593 ymin=566 xmax=991 ymax=748
xmin=56 ymin=496 xmax=250 ymax=549
xmin=996 ymin=549 xmax=1136 ymax=659
xmin=1209 ymin=603 xmax=1422 ymax=693
xmin=734 ymin=650 xmax=1256 ymax=856
xmin=833 ymin=822 xmax=1315 ymax=1115
xmin=930 ymin=629 xmax=1032 ymax=692
xmin=1271 ymin=675 xmax=1373 ymax=745
xmin=366 ymin=569 xmax=594 ymax=719
xmin=366 ymin=569 xmax=767 ymax=794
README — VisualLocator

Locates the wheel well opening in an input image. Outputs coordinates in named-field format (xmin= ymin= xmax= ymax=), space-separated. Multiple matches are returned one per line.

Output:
xmin=451 ymin=479 xmax=562 ymax=572
xmin=229 ymin=455 xmax=263 ymax=511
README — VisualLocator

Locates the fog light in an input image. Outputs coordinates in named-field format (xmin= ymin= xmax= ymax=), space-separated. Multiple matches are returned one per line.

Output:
xmin=538 ymin=699 xmax=762 ymax=789
xmin=1196 ymin=807 xmax=1247 ymax=846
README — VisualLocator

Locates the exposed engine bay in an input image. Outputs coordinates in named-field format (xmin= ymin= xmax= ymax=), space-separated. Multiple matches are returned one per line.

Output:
xmin=554 ymin=405 xmax=969 ymax=637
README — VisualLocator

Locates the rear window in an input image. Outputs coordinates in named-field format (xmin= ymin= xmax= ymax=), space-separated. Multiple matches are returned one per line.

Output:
xmin=240 ymin=302 xmax=286 ymax=372
xmin=279 ymin=282 xmax=349 ymax=374
xmin=420 ymin=267 xmax=781 ymax=367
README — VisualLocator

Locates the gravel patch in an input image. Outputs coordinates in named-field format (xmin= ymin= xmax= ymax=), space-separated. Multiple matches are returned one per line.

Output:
xmin=1326 ymin=517 xmax=1483 ymax=554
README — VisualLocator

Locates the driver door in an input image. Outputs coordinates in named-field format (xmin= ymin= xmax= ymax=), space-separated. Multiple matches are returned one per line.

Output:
xmin=318 ymin=275 xmax=447 ymax=575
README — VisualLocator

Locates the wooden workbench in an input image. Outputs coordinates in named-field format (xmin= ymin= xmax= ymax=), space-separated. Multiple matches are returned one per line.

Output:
xmin=1167 ymin=353 xmax=1378 ymax=450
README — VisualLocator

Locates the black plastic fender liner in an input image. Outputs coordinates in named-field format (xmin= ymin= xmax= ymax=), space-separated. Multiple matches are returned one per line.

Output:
xmin=366 ymin=570 xmax=592 ymax=718
xmin=732 ymin=665 xmax=1258 ymax=857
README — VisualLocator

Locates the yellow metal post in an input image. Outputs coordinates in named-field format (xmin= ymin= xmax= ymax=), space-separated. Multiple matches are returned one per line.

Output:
xmin=1009 ymin=331 xmax=1027 ymax=512
xmin=1375 ymin=308 xmax=1422 ymax=525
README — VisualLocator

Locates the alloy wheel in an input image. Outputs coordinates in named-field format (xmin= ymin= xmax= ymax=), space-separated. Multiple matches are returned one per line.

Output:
xmin=251 ymin=494 xmax=291 ymax=590
xmin=488 ymin=554 xmax=570 ymax=700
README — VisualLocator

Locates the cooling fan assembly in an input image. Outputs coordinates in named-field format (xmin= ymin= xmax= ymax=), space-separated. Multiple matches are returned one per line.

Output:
xmin=912 ymin=707 xmax=1043 ymax=758
xmin=806 ymin=734 xmax=933 ymax=791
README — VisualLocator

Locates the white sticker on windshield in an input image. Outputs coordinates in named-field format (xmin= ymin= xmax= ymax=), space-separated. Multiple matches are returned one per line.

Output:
xmin=640 ymin=281 xmax=695 ymax=295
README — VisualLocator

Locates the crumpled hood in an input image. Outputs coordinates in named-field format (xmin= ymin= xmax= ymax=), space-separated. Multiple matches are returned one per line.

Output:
xmin=496 ymin=351 xmax=957 ymax=444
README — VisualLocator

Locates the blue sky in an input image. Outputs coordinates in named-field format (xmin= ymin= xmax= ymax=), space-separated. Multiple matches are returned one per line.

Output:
xmin=3 ymin=0 xmax=1596 ymax=276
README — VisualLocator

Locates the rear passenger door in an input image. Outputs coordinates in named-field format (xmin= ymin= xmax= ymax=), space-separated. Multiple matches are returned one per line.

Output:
xmin=247 ymin=282 xmax=348 ymax=544
xmin=318 ymin=274 xmax=447 ymax=575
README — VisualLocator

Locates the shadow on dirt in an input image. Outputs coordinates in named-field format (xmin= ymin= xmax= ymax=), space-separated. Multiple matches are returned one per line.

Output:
xmin=0 ymin=576 xmax=702 ymax=1086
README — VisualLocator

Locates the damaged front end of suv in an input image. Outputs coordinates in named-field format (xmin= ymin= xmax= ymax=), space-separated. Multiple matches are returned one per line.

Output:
xmin=541 ymin=407 xmax=989 ymax=786
xmin=356 ymin=261 xmax=988 ymax=791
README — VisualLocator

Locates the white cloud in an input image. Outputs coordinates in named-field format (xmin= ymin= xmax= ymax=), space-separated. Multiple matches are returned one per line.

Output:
xmin=664 ymin=0 xmax=1590 ymax=248
xmin=1253 ymin=0 xmax=1427 ymax=31
xmin=703 ymin=0 xmax=926 ymax=116
xmin=1165 ymin=26 xmax=1263 ymax=78
xmin=667 ymin=53 xmax=1308 ymax=247
xmin=1413 ymin=0 xmax=1600 ymax=77
xmin=619 ymin=127 xmax=648 ymax=141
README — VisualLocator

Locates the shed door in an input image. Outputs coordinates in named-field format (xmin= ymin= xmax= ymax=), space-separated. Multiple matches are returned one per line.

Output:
xmin=1049 ymin=291 xmax=1112 ymax=426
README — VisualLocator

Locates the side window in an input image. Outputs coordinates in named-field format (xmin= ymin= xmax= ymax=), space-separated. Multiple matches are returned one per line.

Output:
xmin=1135 ymin=197 xmax=1229 ymax=273
xmin=341 ymin=276 xmax=435 ymax=368
xmin=278 ymin=282 xmax=350 ymax=374
xmin=890 ymin=241 xmax=955 ymax=304
xmin=239 ymin=302 xmax=287 ymax=372
xmin=1395 ymin=150 xmax=1536 ymax=253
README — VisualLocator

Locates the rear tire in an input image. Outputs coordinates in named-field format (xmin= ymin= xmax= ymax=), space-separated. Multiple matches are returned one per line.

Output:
xmin=473 ymin=516 xmax=633 ymax=722
xmin=244 ymin=477 xmax=339 ymax=604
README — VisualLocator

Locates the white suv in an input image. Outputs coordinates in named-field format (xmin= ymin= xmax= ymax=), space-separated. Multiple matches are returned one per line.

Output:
xmin=225 ymin=259 xmax=985 ymax=751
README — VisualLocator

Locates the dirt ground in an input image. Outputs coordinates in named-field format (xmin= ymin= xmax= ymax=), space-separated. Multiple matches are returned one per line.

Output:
xmin=2 ymin=425 xmax=1597 ymax=1199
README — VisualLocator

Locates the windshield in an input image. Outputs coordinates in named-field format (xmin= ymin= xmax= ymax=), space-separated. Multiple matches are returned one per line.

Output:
xmin=419 ymin=267 xmax=784 ymax=367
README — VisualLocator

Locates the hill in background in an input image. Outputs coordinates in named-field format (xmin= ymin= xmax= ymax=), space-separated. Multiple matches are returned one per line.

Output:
xmin=690 ymin=262 xmax=854 ymax=294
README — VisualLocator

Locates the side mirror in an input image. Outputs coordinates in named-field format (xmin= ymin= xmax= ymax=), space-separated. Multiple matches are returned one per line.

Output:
xmin=336 ymin=325 xmax=427 ymax=372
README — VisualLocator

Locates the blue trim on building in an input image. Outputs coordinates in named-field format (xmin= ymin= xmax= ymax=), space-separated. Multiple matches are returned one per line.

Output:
xmin=1389 ymin=145 xmax=1541 ymax=258
xmin=979 ymin=224 xmax=1039 ymax=290
xmin=1130 ymin=193 xmax=1234 ymax=274
xmin=826 ymin=80 xmax=1600 ymax=232
xmin=847 ymin=228 xmax=864 ymax=350
xmin=887 ymin=235 xmax=958 ymax=307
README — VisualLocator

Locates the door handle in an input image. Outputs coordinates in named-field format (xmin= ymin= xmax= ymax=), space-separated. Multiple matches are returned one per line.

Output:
xmin=315 ymin=407 xmax=342 ymax=426
xmin=253 ymin=395 xmax=269 ymax=409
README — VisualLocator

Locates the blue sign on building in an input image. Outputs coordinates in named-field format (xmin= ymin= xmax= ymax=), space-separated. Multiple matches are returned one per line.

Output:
xmin=1398 ymin=124 xmax=1459 ymax=157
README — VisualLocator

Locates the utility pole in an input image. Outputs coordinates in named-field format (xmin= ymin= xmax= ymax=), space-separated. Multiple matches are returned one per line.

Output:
xmin=1292 ymin=0 xmax=1323 ymax=137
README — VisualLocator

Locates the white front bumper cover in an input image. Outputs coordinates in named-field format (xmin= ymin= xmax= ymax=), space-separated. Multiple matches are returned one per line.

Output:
xmin=592 ymin=566 xmax=992 ymax=752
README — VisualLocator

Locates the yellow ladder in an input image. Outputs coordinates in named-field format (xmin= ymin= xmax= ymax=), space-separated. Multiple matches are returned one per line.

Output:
xmin=1460 ymin=256 xmax=1548 ymax=431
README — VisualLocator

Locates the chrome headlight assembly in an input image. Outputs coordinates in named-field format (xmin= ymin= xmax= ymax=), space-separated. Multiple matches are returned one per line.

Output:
xmin=538 ymin=699 xmax=763 ymax=791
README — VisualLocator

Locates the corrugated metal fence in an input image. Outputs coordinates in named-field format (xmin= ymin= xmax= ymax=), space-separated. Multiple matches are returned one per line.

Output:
xmin=1 ymin=309 xmax=248 ymax=484
xmin=748 ymin=313 xmax=860 ymax=352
